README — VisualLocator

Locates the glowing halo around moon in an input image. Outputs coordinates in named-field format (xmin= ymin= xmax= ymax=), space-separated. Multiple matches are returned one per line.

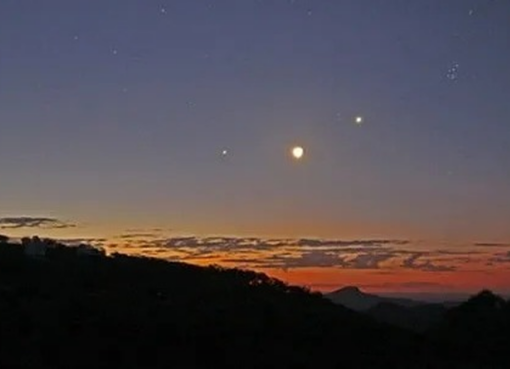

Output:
xmin=291 ymin=146 xmax=305 ymax=160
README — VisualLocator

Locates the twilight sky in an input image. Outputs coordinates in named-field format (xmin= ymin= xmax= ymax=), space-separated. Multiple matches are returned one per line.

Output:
xmin=1 ymin=0 xmax=510 ymax=294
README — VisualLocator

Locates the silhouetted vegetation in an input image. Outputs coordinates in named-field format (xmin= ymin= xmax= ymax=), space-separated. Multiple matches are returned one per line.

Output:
xmin=0 ymin=237 xmax=508 ymax=368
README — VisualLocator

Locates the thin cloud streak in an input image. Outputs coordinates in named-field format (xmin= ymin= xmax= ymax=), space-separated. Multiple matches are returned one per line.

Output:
xmin=0 ymin=217 xmax=76 ymax=229
xmin=474 ymin=242 xmax=510 ymax=248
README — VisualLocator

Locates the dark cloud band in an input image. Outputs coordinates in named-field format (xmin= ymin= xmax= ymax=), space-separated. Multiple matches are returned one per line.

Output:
xmin=0 ymin=217 xmax=76 ymax=229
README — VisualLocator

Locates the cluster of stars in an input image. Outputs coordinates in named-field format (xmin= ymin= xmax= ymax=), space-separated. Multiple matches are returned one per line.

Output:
xmin=446 ymin=62 xmax=460 ymax=81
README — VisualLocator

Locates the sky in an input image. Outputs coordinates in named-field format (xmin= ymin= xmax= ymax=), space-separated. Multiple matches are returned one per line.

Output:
xmin=1 ymin=0 xmax=510 ymax=296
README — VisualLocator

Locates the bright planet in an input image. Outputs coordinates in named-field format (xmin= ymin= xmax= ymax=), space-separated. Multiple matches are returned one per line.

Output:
xmin=292 ymin=146 xmax=305 ymax=159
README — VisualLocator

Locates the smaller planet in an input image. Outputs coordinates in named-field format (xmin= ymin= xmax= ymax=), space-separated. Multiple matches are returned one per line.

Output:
xmin=292 ymin=146 xmax=305 ymax=160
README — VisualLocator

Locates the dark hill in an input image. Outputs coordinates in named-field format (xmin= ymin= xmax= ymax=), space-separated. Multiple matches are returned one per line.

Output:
xmin=0 ymin=238 xmax=485 ymax=368
xmin=367 ymin=302 xmax=447 ymax=333
xmin=431 ymin=290 xmax=510 ymax=367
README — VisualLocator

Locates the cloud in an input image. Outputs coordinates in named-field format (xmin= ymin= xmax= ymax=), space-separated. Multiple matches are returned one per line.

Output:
xmin=361 ymin=281 xmax=452 ymax=290
xmin=57 ymin=238 xmax=107 ymax=246
xmin=116 ymin=233 xmax=162 ymax=240
xmin=474 ymin=242 xmax=510 ymax=248
xmin=401 ymin=253 xmax=456 ymax=272
xmin=271 ymin=251 xmax=349 ymax=269
xmin=114 ymin=236 xmax=412 ymax=267
xmin=125 ymin=236 xmax=409 ymax=251
xmin=295 ymin=238 xmax=409 ymax=248
xmin=112 ymin=235 xmax=483 ymax=271
xmin=347 ymin=252 xmax=397 ymax=269
xmin=487 ymin=251 xmax=510 ymax=265
xmin=125 ymin=228 xmax=166 ymax=233
xmin=433 ymin=250 xmax=482 ymax=255
xmin=221 ymin=249 xmax=400 ymax=271
xmin=0 ymin=217 xmax=76 ymax=229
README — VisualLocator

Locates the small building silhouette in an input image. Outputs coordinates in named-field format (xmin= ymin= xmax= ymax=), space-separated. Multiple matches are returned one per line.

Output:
xmin=22 ymin=236 xmax=48 ymax=258
xmin=77 ymin=244 xmax=106 ymax=257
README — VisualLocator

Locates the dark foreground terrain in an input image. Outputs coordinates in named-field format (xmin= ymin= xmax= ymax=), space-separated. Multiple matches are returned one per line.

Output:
xmin=0 ymin=237 xmax=509 ymax=368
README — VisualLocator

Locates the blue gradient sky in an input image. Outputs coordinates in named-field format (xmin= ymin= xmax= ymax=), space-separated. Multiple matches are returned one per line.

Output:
xmin=1 ymin=0 xmax=510 ymax=291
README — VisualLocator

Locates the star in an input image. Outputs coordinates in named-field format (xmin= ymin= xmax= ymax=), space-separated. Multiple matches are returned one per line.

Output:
xmin=355 ymin=116 xmax=364 ymax=125
xmin=160 ymin=7 xmax=167 ymax=14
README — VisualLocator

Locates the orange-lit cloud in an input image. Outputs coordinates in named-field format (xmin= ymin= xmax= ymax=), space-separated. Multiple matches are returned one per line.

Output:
xmin=2 ymin=216 xmax=510 ymax=295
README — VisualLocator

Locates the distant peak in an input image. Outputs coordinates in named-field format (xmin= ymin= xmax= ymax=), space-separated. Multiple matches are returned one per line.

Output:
xmin=465 ymin=289 xmax=506 ymax=308
xmin=336 ymin=286 xmax=362 ymax=294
